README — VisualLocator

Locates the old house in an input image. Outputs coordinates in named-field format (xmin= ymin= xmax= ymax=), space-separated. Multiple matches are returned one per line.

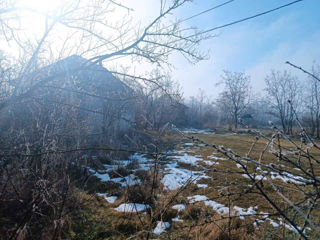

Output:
xmin=1 ymin=55 xmax=136 ymax=148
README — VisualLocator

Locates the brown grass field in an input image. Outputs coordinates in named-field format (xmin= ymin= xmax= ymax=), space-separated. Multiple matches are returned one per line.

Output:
xmin=68 ymin=131 xmax=320 ymax=239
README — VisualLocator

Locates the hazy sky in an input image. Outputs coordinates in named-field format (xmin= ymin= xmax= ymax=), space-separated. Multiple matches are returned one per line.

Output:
xmin=164 ymin=0 xmax=320 ymax=99
xmin=5 ymin=0 xmax=320 ymax=100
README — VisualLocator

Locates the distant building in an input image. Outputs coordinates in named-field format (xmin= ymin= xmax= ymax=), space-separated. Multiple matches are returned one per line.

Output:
xmin=3 ymin=55 xmax=135 ymax=147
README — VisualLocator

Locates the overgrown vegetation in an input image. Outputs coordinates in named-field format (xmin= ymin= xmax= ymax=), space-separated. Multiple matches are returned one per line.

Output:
xmin=0 ymin=0 xmax=319 ymax=239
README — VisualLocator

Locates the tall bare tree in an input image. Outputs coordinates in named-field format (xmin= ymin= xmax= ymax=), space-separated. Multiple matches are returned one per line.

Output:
xmin=305 ymin=64 xmax=320 ymax=138
xmin=265 ymin=70 xmax=300 ymax=135
xmin=0 ymin=1 xmax=212 ymax=238
xmin=217 ymin=70 xmax=251 ymax=129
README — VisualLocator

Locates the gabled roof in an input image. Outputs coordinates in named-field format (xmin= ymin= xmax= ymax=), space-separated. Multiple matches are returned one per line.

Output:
xmin=39 ymin=55 xmax=131 ymax=93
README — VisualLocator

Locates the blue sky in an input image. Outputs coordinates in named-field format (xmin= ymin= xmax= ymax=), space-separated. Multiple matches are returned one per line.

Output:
xmin=5 ymin=0 xmax=320 ymax=100
xmin=169 ymin=0 xmax=320 ymax=98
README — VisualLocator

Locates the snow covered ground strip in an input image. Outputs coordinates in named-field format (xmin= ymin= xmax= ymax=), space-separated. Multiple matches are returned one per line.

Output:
xmin=153 ymin=221 xmax=170 ymax=235
xmin=180 ymin=128 xmax=215 ymax=134
xmin=111 ymin=174 xmax=141 ymax=187
xmin=161 ymin=162 xmax=209 ymax=190
xmin=97 ymin=193 xmax=118 ymax=203
xmin=202 ymin=160 xmax=219 ymax=166
xmin=172 ymin=204 xmax=186 ymax=211
xmin=233 ymin=206 xmax=257 ymax=219
xmin=207 ymin=155 xmax=227 ymax=161
xmin=241 ymin=171 xmax=310 ymax=185
xmin=172 ymin=153 xmax=202 ymax=166
xmin=94 ymin=172 xmax=110 ymax=182
xmin=114 ymin=203 xmax=150 ymax=212
xmin=188 ymin=195 xmax=260 ymax=217
xmin=187 ymin=195 xmax=230 ymax=215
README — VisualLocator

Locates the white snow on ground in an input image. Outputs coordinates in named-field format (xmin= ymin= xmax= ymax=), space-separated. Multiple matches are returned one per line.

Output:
xmin=188 ymin=195 xmax=229 ymax=215
xmin=188 ymin=195 xmax=230 ymax=215
xmin=234 ymin=206 xmax=257 ymax=220
xmin=173 ymin=153 xmax=202 ymax=166
xmin=204 ymin=200 xmax=229 ymax=214
xmin=162 ymin=144 xmax=212 ymax=190
xmin=197 ymin=183 xmax=208 ymax=188
xmin=97 ymin=193 xmax=108 ymax=199
xmin=184 ymin=142 xmax=194 ymax=146
xmin=92 ymin=168 xmax=142 ymax=187
xmin=181 ymin=128 xmax=214 ymax=134
xmin=172 ymin=217 xmax=183 ymax=222
xmin=270 ymin=171 xmax=309 ymax=185
xmin=111 ymin=174 xmax=141 ymax=187
xmin=162 ymin=162 xmax=209 ymax=190
xmin=153 ymin=221 xmax=170 ymax=235
xmin=97 ymin=193 xmax=118 ymax=203
xmin=94 ymin=172 xmax=110 ymax=182
xmin=172 ymin=204 xmax=186 ymax=211
xmin=241 ymin=169 xmax=309 ymax=185
xmin=253 ymin=211 xmax=311 ymax=234
xmin=207 ymin=155 xmax=227 ymax=161
xmin=202 ymin=160 xmax=219 ymax=166
xmin=115 ymin=203 xmax=150 ymax=212
xmin=129 ymin=153 xmax=150 ymax=164
xmin=242 ymin=174 xmax=265 ymax=181
xmin=188 ymin=195 xmax=208 ymax=203
xmin=268 ymin=219 xmax=280 ymax=228
xmin=161 ymin=165 xmax=195 ymax=190
xmin=105 ymin=196 xmax=118 ymax=203
xmin=188 ymin=195 xmax=260 ymax=216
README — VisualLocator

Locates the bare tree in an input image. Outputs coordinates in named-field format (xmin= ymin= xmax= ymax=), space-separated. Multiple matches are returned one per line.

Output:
xmin=217 ymin=70 xmax=251 ymax=130
xmin=0 ymin=1 xmax=214 ymax=239
xmin=185 ymin=89 xmax=218 ymax=129
xmin=304 ymin=64 xmax=320 ymax=138
xmin=265 ymin=70 xmax=300 ymax=135
xmin=0 ymin=0 xmax=211 ymax=113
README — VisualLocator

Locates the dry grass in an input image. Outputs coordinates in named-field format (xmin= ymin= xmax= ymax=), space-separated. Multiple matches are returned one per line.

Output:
xmin=67 ymin=132 xmax=319 ymax=239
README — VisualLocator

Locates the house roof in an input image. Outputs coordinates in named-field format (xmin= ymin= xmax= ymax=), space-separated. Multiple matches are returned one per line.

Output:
xmin=38 ymin=55 xmax=132 ymax=94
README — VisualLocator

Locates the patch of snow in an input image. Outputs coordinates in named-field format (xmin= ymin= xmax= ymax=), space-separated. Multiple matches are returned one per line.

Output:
xmin=202 ymin=160 xmax=219 ymax=166
xmin=106 ymin=196 xmax=118 ymax=203
xmin=270 ymin=171 xmax=308 ymax=185
xmin=181 ymin=128 xmax=214 ymax=134
xmin=241 ymin=170 xmax=309 ymax=186
xmin=162 ymin=167 xmax=193 ymax=190
xmin=94 ymin=172 xmax=110 ymax=182
xmin=115 ymin=203 xmax=149 ymax=212
xmin=172 ymin=204 xmax=186 ymax=211
xmin=188 ymin=195 xmax=208 ymax=203
xmin=234 ymin=206 xmax=257 ymax=220
xmin=207 ymin=155 xmax=227 ymax=161
xmin=204 ymin=200 xmax=229 ymax=215
xmin=242 ymin=174 xmax=264 ymax=181
xmin=153 ymin=221 xmax=170 ymax=235
xmin=97 ymin=193 xmax=118 ymax=203
xmin=173 ymin=153 xmax=201 ymax=166
xmin=97 ymin=193 xmax=107 ymax=198
xmin=172 ymin=217 xmax=183 ymax=222
xmin=188 ymin=195 xmax=230 ymax=215
xmin=161 ymin=162 xmax=209 ymax=190
xmin=111 ymin=174 xmax=141 ymax=187
xmin=184 ymin=142 xmax=194 ymax=146
xmin=197 ymin=184 xmax=208 ymax=188
xmin=254 ymin=219 xmax=264 ymax=228
xmin=129 ymin=153 xmax=150 ymax=164
xmin=268 ymin=219 xmax=280 ymax=228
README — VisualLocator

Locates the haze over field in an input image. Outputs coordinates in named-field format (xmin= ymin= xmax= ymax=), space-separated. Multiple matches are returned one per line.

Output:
xmin=0 ymin=1 xmax=319 ymax=239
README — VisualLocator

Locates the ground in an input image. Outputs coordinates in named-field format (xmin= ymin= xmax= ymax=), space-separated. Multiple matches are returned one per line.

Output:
xmin=69 ymin=129 xmax=319 ymax=239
